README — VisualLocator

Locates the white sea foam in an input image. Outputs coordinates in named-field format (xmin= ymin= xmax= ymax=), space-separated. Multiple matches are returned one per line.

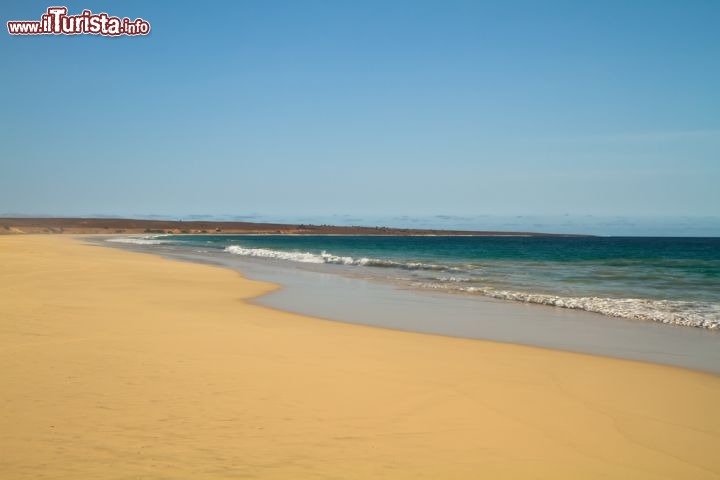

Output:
xmin=225 ymin=245 xmax=331 ymax=263
xmin=414 ymin=282 xmax=720 ymax=329
xmin=106 ymin=236 xmax=169 ymax=245
xmin=223 ymin=245 xmax=447 ymax=270
xmin=435 ymin=276 xmax=475 ymax=283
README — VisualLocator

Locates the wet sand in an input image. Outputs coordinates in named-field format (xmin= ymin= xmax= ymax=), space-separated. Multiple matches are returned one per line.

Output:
xmin=2 ymin=235 xmax=720 ymax=479
xmin=126 ymin=246 xmax=720 ymax=374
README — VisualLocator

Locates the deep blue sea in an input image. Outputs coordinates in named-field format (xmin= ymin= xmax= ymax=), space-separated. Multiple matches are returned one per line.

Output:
xmin=109 ymin=235 xmax=720 ymax=329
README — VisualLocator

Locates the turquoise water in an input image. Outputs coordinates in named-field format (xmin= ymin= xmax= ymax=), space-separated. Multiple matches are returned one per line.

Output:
xmin=109 ymin=235 xmax=720 ymax=329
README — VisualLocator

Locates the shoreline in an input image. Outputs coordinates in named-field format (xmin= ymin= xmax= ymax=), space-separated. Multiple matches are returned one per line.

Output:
xmin=3 ymin=235 xmax=720 ymax=478
xmin=117 ymin=240 xmax=720 ymax=374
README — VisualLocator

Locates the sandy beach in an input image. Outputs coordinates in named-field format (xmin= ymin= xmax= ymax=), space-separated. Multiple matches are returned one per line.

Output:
xmin=2 ymin=235 xmax=719 ymax=479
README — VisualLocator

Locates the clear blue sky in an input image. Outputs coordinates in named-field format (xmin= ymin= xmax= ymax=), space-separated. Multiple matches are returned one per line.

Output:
xmin=2 ymin=1 xmax=719 ymax=225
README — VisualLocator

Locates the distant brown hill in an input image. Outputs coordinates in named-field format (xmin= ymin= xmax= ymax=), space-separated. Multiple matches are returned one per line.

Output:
xmin=0 ymin=217 xmax=589 ymax=237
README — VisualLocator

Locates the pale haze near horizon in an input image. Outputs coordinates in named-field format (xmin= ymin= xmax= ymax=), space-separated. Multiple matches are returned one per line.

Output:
xmin=1 ymin=0 xmax=719 ymax=235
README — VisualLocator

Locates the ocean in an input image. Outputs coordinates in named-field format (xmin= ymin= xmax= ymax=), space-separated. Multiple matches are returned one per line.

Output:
xmin=108 ymin=234 xmax=720 ymax=330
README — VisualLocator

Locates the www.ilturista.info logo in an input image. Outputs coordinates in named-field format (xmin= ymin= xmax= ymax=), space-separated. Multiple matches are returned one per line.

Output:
xmin=7 ymin=7 xmax=150 ymax=36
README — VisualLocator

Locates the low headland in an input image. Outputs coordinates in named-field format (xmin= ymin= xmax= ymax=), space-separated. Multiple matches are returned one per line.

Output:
xmin=0 ymin=217 xmax=590 ymax=236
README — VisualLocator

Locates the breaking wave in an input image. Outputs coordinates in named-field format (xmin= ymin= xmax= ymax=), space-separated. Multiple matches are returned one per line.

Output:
xmin=414 ymin=282 xmax=720 ymax=329
xmin=106 ymin=236 xmax=169 ymax=245
xmin=223 ymin=245 xmax=448 ymax=270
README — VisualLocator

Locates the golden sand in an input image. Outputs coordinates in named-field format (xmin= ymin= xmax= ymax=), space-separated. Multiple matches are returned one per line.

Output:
xmin=1 ymin=235 xmax=719 ymax=479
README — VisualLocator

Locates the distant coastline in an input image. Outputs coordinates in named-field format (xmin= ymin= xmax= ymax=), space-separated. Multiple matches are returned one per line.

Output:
xmin=0 ymin=217 xmax=591 ymax=237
